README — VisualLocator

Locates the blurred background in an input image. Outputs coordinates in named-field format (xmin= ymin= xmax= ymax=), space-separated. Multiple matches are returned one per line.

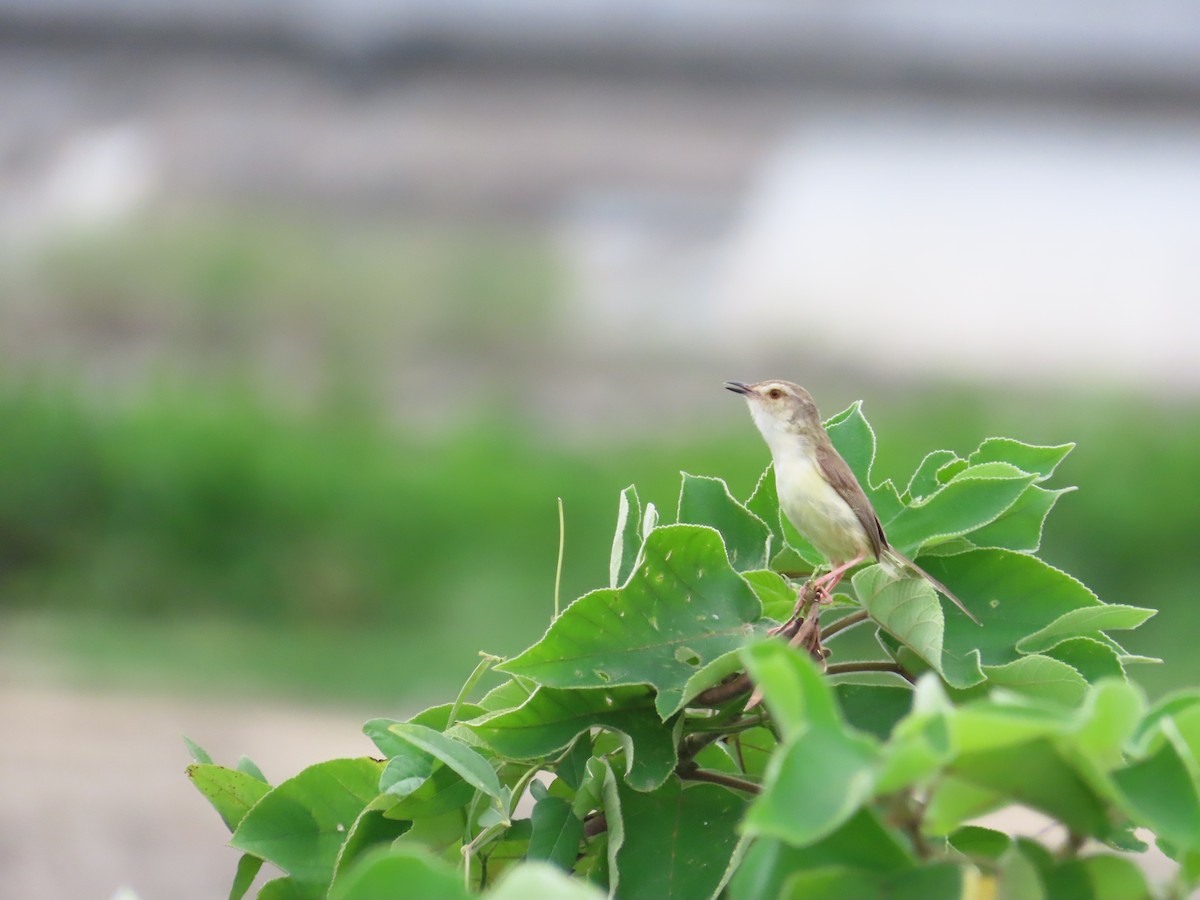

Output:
xmin=2 ymin=1 xmax=1199 ymax=897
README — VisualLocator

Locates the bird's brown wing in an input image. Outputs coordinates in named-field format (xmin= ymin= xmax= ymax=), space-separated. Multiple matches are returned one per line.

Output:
xmin=814 ymin=438 xmax=888 ymax=559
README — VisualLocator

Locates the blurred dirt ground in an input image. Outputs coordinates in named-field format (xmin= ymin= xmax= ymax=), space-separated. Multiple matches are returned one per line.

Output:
xmin=0 ymin=679 xmax=1185 ymax=899
xmin=0 ymin=680 xmax=380 ymax=900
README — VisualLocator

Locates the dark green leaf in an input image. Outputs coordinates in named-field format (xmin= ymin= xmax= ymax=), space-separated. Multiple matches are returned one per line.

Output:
xmin=385 ymin=723 xmax=504 ymax=803
xmin=1043 ymin=854 xmax=1151 ymax=900
xmin=615 ymin=777 xmax=747 ymax=900
xmin=468 ymin=685 xmax=677 ymax=792
xmin=499 ymin=525 xmax=766 ymax=719
xmin=230 ymin=757 xmax=384 ymax=890
xmin=834 ymin=683 xmax=913 ymax=742
xmin=229 ymin=854 xmax=263 ymax=900
xmin=528 ymin=796 xmax=584 ymax=871
xmin=921 ymin=550 xmax=1104 ymax=676
xmin=677 ymin=473 xmax=772 ymax=571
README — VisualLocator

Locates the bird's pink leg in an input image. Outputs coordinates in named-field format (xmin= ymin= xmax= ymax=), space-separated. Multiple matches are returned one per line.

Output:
xmin=812 ymin=553 xmax=866 ymax=601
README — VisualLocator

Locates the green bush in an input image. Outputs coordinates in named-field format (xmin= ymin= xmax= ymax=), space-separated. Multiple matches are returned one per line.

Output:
xmin=187 ymin=403 xmax=1198 ymax=899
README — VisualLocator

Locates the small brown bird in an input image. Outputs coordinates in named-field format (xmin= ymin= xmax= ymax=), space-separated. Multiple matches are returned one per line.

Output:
xmin=726 ymin=379 xmax=980 ymax=625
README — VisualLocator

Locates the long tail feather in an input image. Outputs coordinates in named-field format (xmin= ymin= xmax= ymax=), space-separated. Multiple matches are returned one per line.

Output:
xmin=882 ymin=548 xmax=982 ymax=626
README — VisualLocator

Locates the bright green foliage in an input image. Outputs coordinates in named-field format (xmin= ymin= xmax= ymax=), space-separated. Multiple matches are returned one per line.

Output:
xmin=189 ymin=405 xmax=1200 ymax=899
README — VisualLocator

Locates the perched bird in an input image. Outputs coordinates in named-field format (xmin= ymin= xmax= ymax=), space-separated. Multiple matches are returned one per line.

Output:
xmin=726 ymin=379 xmax=980 ymax=625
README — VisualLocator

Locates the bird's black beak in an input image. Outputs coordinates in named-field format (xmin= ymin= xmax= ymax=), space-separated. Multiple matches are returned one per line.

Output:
xmin=724 ymin=381 xmax=752 ymax=395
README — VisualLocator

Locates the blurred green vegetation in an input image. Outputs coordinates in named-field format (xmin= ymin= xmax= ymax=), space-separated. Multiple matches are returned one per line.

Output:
xmin=0 ymin=215 xmax=1195 ymax=705
xmin=1 ymin=381 xmax=1196 ymax=704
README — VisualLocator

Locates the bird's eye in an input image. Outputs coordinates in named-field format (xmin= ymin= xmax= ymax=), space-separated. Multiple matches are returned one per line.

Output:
xmin=767 ymin=388 xmax=783 ymax=400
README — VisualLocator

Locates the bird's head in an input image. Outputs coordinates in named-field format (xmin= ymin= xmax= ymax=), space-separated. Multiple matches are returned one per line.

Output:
xmin=725 ymin=380 xmax=822 ymax=446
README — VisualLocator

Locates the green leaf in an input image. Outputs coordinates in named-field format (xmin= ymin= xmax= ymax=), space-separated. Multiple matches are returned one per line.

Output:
xmin=885 ymin=463 xmax=1036 ymax=554
xmin=236 ymin=756 xmax=268 ymax=783
xmin=615 ymin=777 xmax=747 ymax=900
xmin=920 ymin=550 xmax=1104 ymax=677
xmin=834 ymin=683 xmax=913 ymax=742
xmin=854 ymin=566 xmax=948 ymax=682
xmin=968 ymin=485 xmax=1073 ymax=553
xmin=186 ymin=763 xmax=272 ymax=832
xmin=905 ymin=450 xmax=961 ymax=502
xmin=488 ymin=862 xmax=609 ymax=899
xmin=363 ymin=702 xmax=485 ymax=759
xmin=948 ymin=825 xmax=1011 ymax=860
xmin=596 ymin=758 xmax=626 ymax=897
xmin=394 ymin=808 xmax=468 ymax=862
xmin=528 ymin=796 xmax=584 ymax=871
xmin=499 ymin=525 xmax=766 ymax=719
xmin=332 ymin=807 xmax=413 ymax=887
xmin=924 ymin=776 xmax=1006 ymax=835
xmin=610 ymin=485 xmax=642 ymax=588
xmin=1043 ymin=854 xmax=1151 ymax=900
xmin=478 ymin=679 xmax=537 ymax=714
xmin=467 ymin=686 xmax=677 ymax=792
xmin=1017 ymin=605 xmax=1156 ymax=655
xmin=381 ymin=754 xmax=475 ymax=820
xmin=385 ymin=723 xmax=504 ymax=805
xmin=1044 ymin=638 xmax=1125 ymax=685
xmin=1113 ymin=737 xmax=1200 ymax=850
xmin=979 ymin=655 xmax=1089 ymax=706
xmin=997 ymin=843 xmax=1048 ymax=900
xmin=743 ymin=568 xmax=797 ymax=622
xmin=1070 ymin=680 xmax=1146 ymax=770
xmin=779 ymin=866 xmax=882 ymax=900
xmin=887 ymin=863 xmax=967 ymax=900
xmin=676 ymin=473 xmax=771 ymax=571
xmin=182 ymin=735 xmax=213 ymax=764
xmin=967 ymin=438 xmax=1074 ymax=481
xmin=741 ymin=639 xmax=842 ymax=740
xmin=230 ymin=757 xmax=384 ymax=891
xmin=952 ymin=738 xmax=1111 ymax=838
xmin=825 ymin=402 xmax=904 ymax=525
xmin=730 ymin=808 xmax=914 ymax=900
xmin=555 ymin=734 xmax=592 ymax=792
xmin=741 ymin=645 xmax=880 ymax=844
xmin=330 ymin=845 xmax=470 ymax=900
xmin=745 ymin=727 xmax=879 ymax=846
xmin=229 ymin=854 xmax=263 ymax=900
xmin=256 ymin=877 xmax=309 ymax=900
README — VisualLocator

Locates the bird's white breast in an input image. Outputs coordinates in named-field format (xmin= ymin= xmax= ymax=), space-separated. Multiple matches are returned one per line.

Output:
xmin=772 ymin=444 xmax=870 ymax=564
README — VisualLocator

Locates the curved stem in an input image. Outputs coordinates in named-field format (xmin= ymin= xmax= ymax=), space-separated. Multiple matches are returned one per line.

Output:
xmin=821 ymin=609 xmax=870 ymax=639
xmin=825 ymin=660 xmax=915 ymax=683
xmin=677 ymin=766 xmax=761 ymax=795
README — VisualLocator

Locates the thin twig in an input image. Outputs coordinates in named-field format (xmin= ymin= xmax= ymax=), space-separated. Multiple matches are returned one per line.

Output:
xmin=821 ymin=609 xmax=870 ymax=639
xmin=554 ymin=497 xmax=565 ymax=619
xmin=677 ymin=766 xmax=761 ymax=795
xmin=694 ymin=673 xmax=753 ymax=706
xmin=825 ymin=660 xmax=915 ymax=683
